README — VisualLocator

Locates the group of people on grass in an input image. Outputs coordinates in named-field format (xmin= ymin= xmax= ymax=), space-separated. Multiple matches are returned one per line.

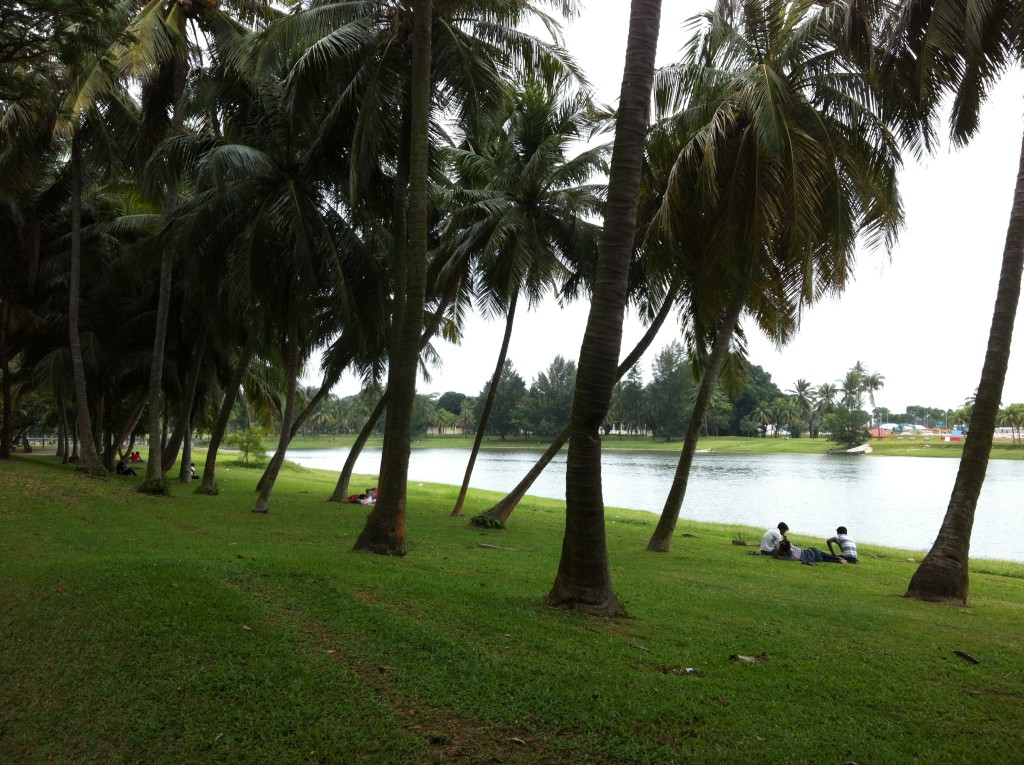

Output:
xmin=759 ymin=522 xmax=859 ymax=566
xmin=348 ymin=488 xmax=378 ymax=506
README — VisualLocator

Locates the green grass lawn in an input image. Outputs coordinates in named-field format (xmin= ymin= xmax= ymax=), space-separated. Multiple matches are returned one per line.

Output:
xmin=3 ymin=453 xmax=1023 ymax=764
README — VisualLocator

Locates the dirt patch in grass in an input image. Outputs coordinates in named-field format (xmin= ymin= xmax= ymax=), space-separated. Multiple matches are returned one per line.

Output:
xmin=290 ymin=615 xmax=598 ymax=764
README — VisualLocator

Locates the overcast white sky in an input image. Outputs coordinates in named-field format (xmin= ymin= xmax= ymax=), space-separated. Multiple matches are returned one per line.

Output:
xmin=331 ymin=2 xmax=1024 ymax=415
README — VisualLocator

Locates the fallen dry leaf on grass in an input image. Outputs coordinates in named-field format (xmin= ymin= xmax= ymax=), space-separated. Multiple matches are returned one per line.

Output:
xmin=729 ymin=652 xmax=771 ymax=664
xmin=954 ymin=650 xmax=980 ymax=664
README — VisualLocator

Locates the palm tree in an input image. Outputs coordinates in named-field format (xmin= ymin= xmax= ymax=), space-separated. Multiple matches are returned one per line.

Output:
xmin=257 ymin=0 xmax=582 ymax=552
xmin=840 ymin=370 xmax=864 ymax=410
xmin=353 ymin=0 xmax=434 ymax=554
xmin=442 ymin=80 xmax=604 ymax=516
xmin=548 ymin=0 xmax=663 ymax=616
xmin=644 ymin=0 xmax=903 ymax=551
xmin=885 ymin=0 xmax=1024 ymax=604
xmin=789 ymin=379 xmax=815 ymax=437
xmin=861 ymin=370 xmax=885 ymax=438
xmin=815 ymin=382 xmax=839 ymax=417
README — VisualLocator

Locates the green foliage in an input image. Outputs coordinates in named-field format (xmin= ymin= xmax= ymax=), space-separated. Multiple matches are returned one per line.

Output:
xmin=822 ymin=406 xmax=871 ymax=449
xmin=469 ymin=513 xmax=505 ymax=530
xmin=227 ymin=426 xmax=267 ymax=466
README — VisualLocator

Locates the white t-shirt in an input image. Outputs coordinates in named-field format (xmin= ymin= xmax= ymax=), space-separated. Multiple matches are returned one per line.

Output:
xmin=760 ymin=528 xmax=784 ymax=553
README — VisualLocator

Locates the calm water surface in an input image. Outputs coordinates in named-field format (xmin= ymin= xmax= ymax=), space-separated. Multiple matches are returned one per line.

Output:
xmin=287 ymin=447 xmax=1024 ymax=563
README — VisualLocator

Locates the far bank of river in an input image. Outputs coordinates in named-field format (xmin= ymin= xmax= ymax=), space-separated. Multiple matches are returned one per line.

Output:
xmin=287 ymin=446 xmax=1024 ymax=564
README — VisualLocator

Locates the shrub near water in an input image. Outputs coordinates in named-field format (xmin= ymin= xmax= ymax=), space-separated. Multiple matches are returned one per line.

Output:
xmin=2 ymin=454 xmax=1024 ymax=764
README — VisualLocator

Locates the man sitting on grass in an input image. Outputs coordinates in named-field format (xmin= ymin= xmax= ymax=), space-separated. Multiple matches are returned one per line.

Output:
xmin=760 ymin=522 xmax=789 ymax=555
xmin=826 ymin=526 xmax=859 ymax=563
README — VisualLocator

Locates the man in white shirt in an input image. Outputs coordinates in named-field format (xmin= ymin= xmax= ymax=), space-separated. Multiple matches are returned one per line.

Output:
xmin=760 ymin=522 xmax=789 ymax=555
xmin=826 ymin=526 xmax=859 ymax=563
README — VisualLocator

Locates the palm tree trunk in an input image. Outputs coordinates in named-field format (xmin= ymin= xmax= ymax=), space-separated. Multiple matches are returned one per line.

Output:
xmin=548 ymin=0 xmax=661 ymax=615
xmin=68 ymin=133 xmax=102 ymax=472
xmin=648 ymin=292 xmax=745 ymax=552
xmin=56 ymin=393 xmax=67 ymax=461
xmin=452 ymin=292 xmax=518 ymax=516
xmin=256 ymin=363 xmax=343 ymax=492
xmin=906 ymin=127 xmax=1024 ymax=605
xmin=354 ymin=0 xmax=431 ymax=555
xmin=253 ymin=301 xmax=300 ymax=514
xmin=329 ymin=282 xmax=455 ymax=504
xmin=0 ymin=299 xmax=11 ymax=460
xmin=161 ymin=329 xmax=207 ymax=475
xmin=474 ymin=279 xmax=680 ymax=527
xmin=329 ymin=392 xmax=387 ymax=502
xmin=142 ymin=52 xmax=188 ymax=491
xmin=197 ymin=341 xmax=254 ymax=495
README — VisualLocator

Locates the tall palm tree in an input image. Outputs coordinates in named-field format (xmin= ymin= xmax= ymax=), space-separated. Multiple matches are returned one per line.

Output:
xmin=889 ymin=0 xmax=1024 ymax=604
xmin=861 ymin=370 xmax=885 ymax=437
xmin=645 ymin=0 xmax=903 ymax=552
xmin=840 ymin=369 xmax=864 ymax=409
xmin=441 ymin=80 xmax=604 ymax=516
xmin=258 ymin=0 xmax=582 ymax=552
xmin=789 ymin=379 xmax=815 ymax=436
xmin=548 ymin=0 xmax=663 ymax=616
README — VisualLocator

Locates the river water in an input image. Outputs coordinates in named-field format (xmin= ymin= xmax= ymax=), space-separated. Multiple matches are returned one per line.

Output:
xmin=287 ymin=447 xmax=1024 ymax=563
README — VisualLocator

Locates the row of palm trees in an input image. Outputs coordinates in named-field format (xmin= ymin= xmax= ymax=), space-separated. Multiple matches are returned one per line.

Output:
xmin=2 ymin=1 xmax=1021 ymax=608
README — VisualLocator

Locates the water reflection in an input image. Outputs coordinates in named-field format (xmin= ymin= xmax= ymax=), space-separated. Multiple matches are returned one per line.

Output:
xmin=287 ymin=447 xmax=1024 ymax=563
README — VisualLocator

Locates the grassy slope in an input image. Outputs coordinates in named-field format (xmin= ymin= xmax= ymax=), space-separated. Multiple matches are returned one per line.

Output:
xmin=2 ymin=454 xmax=1023 ymax=764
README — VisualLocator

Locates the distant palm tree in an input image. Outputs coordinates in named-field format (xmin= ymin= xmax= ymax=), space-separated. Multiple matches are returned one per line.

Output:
xmin=789 ymin=379 xmax=816 ymax=437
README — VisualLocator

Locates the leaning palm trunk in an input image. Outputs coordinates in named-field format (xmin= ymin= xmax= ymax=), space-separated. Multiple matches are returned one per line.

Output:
xmin=548 ymin=0 xmax=661 ymax=615
xmin=906 ymin=129 xmax=1024 ymax=604
xmin=68 ymin=133 xmax=102 ymax=472
xmin=648 ymin=293 xmax=745 ymax=552
xmin=197 ymin=341 xmax=253 ymax=495
xmin=354 ymin=0 xmax=431 ymax=555
xmin=474 ymin=279 xmax=680 ymax=527
xmin=329 ymin=392 xmax=387 ymax=502
xmin=452 ymin=293 xmax=518 ymax=516
xmin=331 ymin=287 xmax=455 ymax=503
xmin=162 ymin=329 xmax=207 ymax=474
xmin=257 ymin=364 xmax=342 ymax=492
xmin=253 ymin=304 xmax=301 ymax=514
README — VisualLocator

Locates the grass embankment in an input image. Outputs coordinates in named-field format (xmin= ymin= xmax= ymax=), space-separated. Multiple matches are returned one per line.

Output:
xmin=3 ymin=455 xmax=1023 ymax=764
xmin=289 ymin=432 xmax=1024 ymax=459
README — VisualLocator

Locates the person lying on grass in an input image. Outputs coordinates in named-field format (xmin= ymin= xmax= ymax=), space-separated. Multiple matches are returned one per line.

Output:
xmin=772 ymin=539 xmax=847 ymax=566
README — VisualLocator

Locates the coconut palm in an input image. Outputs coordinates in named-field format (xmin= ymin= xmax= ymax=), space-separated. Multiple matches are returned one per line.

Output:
xmin=886 ymin=0 xmax=1024 ymax=603
xmin=645 ymin=0 xmax=903 ymax=551
xmin=440 ymin=79 xmax=604 ymax=516
xmin=548 ymin=0 xmax=663 ymax=615
xmin=65 ymin=0 xmax=277 ymax=488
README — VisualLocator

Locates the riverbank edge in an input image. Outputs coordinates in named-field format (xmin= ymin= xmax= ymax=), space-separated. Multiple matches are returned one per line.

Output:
xmin=285 ymin=433 xmax=1024 ymax=460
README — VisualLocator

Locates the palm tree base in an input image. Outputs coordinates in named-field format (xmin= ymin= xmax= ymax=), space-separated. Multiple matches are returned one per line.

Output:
xmin=905 ymin=553 xmax=970 ymax=605
xmin=195 ymin=485 xmax=218 ymax=496
xmin=544 ymin=589 xmax=627 ymax=618
xmin=646 ymin=536 xmax=671 ymax=553
xmin=137 ymin=478 xmax=169 ymax=495
xmin=469 ymin=514 xmax=505 ymax=530
xmin=352 ymin=539 xmax=406 ymax=556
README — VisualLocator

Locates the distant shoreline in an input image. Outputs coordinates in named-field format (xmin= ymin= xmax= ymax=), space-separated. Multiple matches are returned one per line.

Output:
xmin=285 ymin=434 xmax=1024 ymax=460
